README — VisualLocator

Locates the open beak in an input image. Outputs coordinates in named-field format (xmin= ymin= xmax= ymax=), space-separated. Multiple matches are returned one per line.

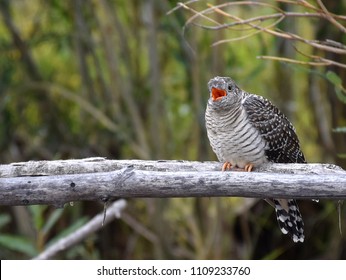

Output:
xmin=211 ymin=87 xmax=227 ymax=101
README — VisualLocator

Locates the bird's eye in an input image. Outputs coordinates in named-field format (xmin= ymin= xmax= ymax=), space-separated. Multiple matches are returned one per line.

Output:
xmin=228 ymin=85 xmax=232 ymax=91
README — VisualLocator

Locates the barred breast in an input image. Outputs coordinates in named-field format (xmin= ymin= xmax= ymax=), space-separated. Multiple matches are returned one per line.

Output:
xmin=205 ymin=101 xmax=268 ymax=168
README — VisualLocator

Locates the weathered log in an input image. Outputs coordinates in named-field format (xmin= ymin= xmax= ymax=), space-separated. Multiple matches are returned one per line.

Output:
xmin=0 ymin=158 xmax=345 ymax=206
xmin=0 ymin=157 xmax=344 ymax=175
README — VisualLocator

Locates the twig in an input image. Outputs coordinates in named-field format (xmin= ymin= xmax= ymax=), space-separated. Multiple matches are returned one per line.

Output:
xmin=121 ymin=212 xmax=159 ymax=244
xmin=257 ymin=55 xmax=346 ymax=69
xmin=257 ymin=55 xmax=331 ymax=66
xmin=172 ymin=0 xmax=346 ymax=69
xmin=317 ymin=0 xmax=346 ymax=33
xmin=33 ymin=199 xmax=127 ymax=260
xmin=338 ymin=200 xmax=343 ymax=236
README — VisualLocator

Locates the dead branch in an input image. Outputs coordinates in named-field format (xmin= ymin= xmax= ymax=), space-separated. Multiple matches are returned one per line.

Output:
xmin=171 ymin=0 xmax=346 ymax=69
xmin=0 ymin=158 xmax=345 ymax=206
xmin=33 ymin=199 xmax=127 ymax=260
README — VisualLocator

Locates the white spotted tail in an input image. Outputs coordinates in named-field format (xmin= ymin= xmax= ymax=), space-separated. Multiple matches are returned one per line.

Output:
xmin=274 ymin=199 xmax=304 ymax=242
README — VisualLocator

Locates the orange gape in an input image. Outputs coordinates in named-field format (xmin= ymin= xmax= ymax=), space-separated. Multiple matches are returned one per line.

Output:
xmin=211 ymin=87 xmax=226 ymax=101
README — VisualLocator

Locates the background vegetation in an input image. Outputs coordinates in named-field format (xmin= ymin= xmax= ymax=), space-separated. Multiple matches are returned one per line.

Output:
xmin=0 ymin=0 xmax=345 ymax=259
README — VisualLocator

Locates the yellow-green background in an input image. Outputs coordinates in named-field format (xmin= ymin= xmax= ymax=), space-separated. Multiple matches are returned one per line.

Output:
xmin=0 ymin=0 xmax=345 ymax=259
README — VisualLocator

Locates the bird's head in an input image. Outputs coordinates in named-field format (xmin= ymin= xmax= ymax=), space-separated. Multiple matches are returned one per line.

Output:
xmin=207 ymin=76 xmax=242 ymax=108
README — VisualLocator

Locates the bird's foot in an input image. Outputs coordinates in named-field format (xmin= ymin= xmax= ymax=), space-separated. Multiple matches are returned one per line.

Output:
xmin=222 ymin=162 xmax=254 ymax=172
xmin=221 ymin=162 xmax=233 ymax=171
xmin=244 ymin=163 xmax=254 ymax=172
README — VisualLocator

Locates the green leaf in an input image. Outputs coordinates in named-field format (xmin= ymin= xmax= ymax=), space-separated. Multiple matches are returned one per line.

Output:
xmin=326 ymin=70 xmax=342 ymax=86
xmin=42 ymin=208 xmax=64 ymax=236
xmin=0 ymin=234 xmax=37 ymax=257
xmin=29 ymin=205 xmax=48 ymax=231
xmin=262 ymin=246 xmax=285 ymax=260
xmin=336 ymin=153 xmax=346 ymax=159
xmin=0 ymin=214 xmax=11 ymax=229
xmin=45 ymin=216 xmax=89 ymax=248
xmin=326 ymin=71 xmax=346 ymax=104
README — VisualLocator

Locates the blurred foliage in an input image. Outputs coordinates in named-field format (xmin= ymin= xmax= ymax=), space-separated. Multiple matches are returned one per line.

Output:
xmin=0 ymin=0 xmax=345 ymax=259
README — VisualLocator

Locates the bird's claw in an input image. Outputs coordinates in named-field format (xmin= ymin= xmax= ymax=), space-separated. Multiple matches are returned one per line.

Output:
xmin=222 ymin=162 xmax=253 ymax=172
xmin=244 ymin=163 xmax=254 ymax=172
xmin=222 ymin=162 xmax=232 ymax=171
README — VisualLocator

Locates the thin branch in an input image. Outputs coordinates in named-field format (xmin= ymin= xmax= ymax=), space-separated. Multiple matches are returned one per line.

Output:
xmin=207 ymin=3 xmax=285 ymax=46
xmin=318 ymin=57 xmax=346 ymax=69
xmin=317 ymin=0 xmax=346 ymax=33
xmin=208 ymin=10 xmax=346 ymax=54
xmin=166 ymin=0 xmax=199 ymax=15
xmin=179 ymin=1 xmax=223 ymax=35
xmin=201 ymin=12 xmax=335 ymax=30
xmin=181 ymin=1 xmax=283 ymax=32
xmin=172 ymin=0 xmax=346 ymax=69
xmin=121 ymin=212 xmax=159 ymax=244
xmin=33 ymin=199 xmax=127 ymax=260
xmin=297 ymin=44 xmax=346 ymax=69
xmin=257 ymin=55 xmax=331 ymax=66
xmin=258 ymin=55 xmax=346 ymax=69
xmin=338 ymin=200 xmax=343 ymax=236
xmin=184 ymin=2 xmax=346 ymax=54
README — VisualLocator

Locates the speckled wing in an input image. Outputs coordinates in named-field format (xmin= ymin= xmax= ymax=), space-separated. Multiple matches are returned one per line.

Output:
xmin=242 ymin=94 xmax=306 ymax=164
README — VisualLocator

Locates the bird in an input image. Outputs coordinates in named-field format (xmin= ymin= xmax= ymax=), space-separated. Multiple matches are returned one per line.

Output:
xmin=205 ymin=76 xmax=305 ymax=243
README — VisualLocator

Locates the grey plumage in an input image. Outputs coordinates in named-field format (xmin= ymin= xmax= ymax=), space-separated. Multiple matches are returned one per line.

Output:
xmin=205 ymin=76 xmax=305 ymax=243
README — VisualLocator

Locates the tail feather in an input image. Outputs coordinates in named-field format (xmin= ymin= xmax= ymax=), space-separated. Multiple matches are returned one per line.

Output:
xmin=274 ymin=199 xmax=304 ymax=243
